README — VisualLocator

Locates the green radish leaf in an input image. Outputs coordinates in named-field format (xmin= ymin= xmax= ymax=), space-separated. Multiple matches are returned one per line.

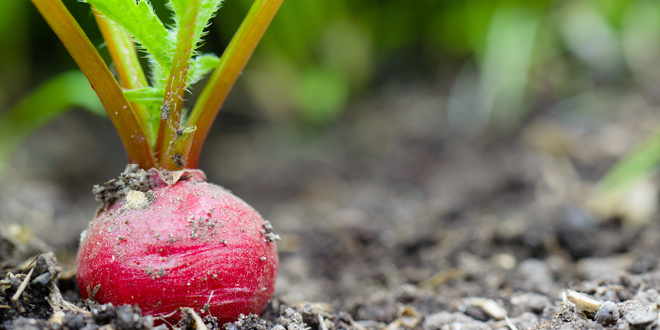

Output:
xmin=168 ymin=0 xmax=223 ymax=51
xmin=188 ymin=54 xmax=220 ymax=85
xmin=124 ymin=87 xmax=165 ymax=103
xmin=193 ymin=0 xmax=224 ymax=47
xmin=85 ymin=0 xmax=174 ymax=72
xmin=167 ymin=0 xmax=186 ymax=19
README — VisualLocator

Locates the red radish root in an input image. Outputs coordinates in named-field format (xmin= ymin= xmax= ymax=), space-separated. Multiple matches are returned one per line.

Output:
xmin=76 ymin=168 xmax=279 ymax=323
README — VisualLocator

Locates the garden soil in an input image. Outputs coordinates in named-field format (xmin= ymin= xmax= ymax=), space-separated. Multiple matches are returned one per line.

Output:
xmin=3 ymin=83 xmax=660 ymax=329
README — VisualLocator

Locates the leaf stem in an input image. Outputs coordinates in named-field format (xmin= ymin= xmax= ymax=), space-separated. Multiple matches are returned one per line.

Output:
xmin=185 ymin=0 xmax=285 ymax=168
xmin=93 ymin=8 xmax=151 ymax=142
xmin=155 ymin=0 xmax=200 ymax=169
xmin=161 ymin=126 xmax=196 ymax=170
xmin=92 ymin=9 xmax=148 ymax=91
xmin=31 ymin=0 xmax=155 ymax=169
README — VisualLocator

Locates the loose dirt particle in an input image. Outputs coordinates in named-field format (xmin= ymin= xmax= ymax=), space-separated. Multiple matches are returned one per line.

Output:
xmin=261 ymin=221 xmax=280 ymax=242
xmin=171 ymin=153 xmax=185 ymax=168
xmin=161 ymin=101 xmax=171 ymax=120
xmin=122 ymin=190 xmax=154 ymax=211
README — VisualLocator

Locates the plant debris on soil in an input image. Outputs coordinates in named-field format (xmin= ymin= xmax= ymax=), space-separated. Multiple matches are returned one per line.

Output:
xmin=4 ymin=83 xmax=660 ymax=329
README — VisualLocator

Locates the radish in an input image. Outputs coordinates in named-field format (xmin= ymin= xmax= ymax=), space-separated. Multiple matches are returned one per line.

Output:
xmin=30 ymin=0 xmax=284 ymax=322
xmin=77 ymin=169 xmax=278 ymax=323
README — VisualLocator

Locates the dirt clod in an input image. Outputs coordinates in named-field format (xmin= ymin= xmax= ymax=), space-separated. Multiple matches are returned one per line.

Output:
xmin=171 ymin=153 xmax=185 ymax=169
xmin=116 ymin=305 xmax=154 ymax=330
xmin=262 ymin=221 xmax=280 ymax=243
xmin=93 ymin=164 xmax=153 ymax=205
xmin=224 ymin=314 xmax=270 ymax=330
xmin=32 ymin=252 xmax=61 ymax=287
xmin=276 ymin=308 xmax=306 ymax=330
xmin=91 ymin=303 xmax=118 ymax=324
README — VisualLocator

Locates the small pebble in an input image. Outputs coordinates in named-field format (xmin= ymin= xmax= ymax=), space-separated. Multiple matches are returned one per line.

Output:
xmin=625 ymin=310 xmax=656 ymax=327
xmin=594 ymin=301 xmax=618 ymax=326
xmin=465 ymin=306 xmax=488 ymax=322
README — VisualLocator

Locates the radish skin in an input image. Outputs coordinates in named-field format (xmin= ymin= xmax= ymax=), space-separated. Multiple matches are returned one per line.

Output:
xmin=76 ymin=171 xmax=278 ymax=323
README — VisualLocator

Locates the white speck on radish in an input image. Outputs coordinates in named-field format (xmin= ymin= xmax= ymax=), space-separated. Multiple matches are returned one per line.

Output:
xmin=122 ymin=190 xmax=152 ymax=211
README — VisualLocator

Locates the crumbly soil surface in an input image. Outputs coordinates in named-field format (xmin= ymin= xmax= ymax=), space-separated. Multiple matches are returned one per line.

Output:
xmin=3 ymin=83 xmax=660 ymax=329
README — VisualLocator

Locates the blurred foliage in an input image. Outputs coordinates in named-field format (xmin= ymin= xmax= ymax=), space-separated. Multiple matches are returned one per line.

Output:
xmin=0 ymin=71 xmax=104 ymax=172
xmin=8 ymin=0 xmax=653 ymax=126
xmin=0 ymin=0 xmax=29 ymax=113
xmin=211 ymin=0 xmax=654 ymax=129
xmin=216 ymin=0 xmax=660 ymax=193
xmin=599 ymin=128 xmax=660 ymax=193
xmin=4 ymin=0 xmax=660 ymax=186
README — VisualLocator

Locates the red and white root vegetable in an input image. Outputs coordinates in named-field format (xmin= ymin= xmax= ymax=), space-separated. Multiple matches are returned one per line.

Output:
xmin=76 ymin=169 xmax=279 ymax=323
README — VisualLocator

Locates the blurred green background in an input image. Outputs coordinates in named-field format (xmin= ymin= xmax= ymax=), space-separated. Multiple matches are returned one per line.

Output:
xmin=1 ymin=0 xmax=659 ymax=169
